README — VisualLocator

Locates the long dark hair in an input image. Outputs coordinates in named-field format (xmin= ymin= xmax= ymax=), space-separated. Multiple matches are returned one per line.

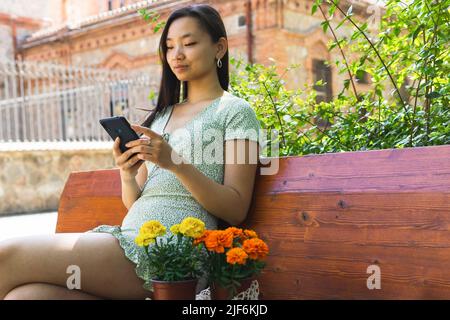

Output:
xmin=140 ymin=4 xmax=229 ymax=128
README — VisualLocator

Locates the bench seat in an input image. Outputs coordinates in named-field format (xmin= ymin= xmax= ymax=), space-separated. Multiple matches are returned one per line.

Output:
xmin=57 ymin=144 xmax=450 ymax=299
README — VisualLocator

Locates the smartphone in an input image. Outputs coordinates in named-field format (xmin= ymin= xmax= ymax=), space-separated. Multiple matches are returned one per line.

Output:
xmin=99 ymin=116 xmax=143 ymax=153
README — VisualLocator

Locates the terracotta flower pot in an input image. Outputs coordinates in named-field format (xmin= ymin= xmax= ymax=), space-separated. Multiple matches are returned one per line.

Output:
xmin=151 ymin=278 xmax=199 ymax=300
xmin=210 ymin=278 xmax=254 ymax=300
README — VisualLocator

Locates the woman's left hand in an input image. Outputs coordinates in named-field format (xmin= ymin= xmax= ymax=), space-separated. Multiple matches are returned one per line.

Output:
xmin=127 ymin=124 xmax=184 ymax=172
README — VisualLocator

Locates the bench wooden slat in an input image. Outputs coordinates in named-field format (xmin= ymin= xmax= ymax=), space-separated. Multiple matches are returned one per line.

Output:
xmin=56 ymin=169 xmax=127 ymax=233
xmin=57 ymin=144 xmax=450 ymax=299
xmin=255 ymin=144 xmax=450 ymax=193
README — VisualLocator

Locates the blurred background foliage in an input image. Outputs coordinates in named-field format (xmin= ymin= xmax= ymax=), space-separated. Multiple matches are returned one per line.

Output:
xmin=141 ymin=0 xmax=449 ymax=157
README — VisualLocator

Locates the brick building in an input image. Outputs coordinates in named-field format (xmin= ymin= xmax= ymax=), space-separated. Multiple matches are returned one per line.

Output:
xmin=0 ymin=0 xmax=65 ymax=61
xmin=10 ymin=0 xmax=380 ymax=100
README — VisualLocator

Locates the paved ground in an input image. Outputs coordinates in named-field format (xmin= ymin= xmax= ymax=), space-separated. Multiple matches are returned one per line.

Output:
xmin=0 ymin=211 xmax=58 ymax=242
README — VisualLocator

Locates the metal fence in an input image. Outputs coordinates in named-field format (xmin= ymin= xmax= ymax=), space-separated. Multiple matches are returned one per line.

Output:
xmin=0 ymin=60 xmax=158 ymax=142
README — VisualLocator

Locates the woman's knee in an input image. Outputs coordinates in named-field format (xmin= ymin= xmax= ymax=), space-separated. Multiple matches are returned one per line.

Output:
xmin=4 ymin=283 xmax=106 ymax=300
xmin=5 ymin=283 xmax=62 ymax=300
xmin=1 ymin=233 xmax=148 ymax=300
xmin=3 ymin=285 xmax=29 ymax=300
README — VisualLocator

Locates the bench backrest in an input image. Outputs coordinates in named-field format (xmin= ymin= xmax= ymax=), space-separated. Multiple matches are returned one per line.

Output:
xmin=57 ymin=145 xmax=450 ymax=299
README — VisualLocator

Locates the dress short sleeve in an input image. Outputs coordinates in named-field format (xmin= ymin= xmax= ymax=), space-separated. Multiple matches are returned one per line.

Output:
xmin=223 ymin=101 xmax=261 ymax=143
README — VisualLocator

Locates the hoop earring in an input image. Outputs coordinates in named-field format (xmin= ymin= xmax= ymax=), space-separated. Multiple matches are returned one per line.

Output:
xmin=216 ymin=57 xmax=222 ymax=68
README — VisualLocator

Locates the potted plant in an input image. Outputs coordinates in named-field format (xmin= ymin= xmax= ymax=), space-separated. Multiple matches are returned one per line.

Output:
xmin=134 ymin=217 xmax=207 ymax=300
xmin=194 ymin=227 xmax=269 ymax=300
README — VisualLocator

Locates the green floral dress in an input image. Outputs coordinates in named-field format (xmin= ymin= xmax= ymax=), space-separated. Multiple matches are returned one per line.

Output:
xmin=85 ymin=90 xmax=261 ymax=292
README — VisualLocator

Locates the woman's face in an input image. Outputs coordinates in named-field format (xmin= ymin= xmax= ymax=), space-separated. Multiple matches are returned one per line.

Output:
xmin=165 ymin=16 xmax=221 ymax=81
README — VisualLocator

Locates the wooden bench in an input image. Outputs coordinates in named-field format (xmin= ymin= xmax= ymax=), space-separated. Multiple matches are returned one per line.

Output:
xmin=57 ymin=144 xmax=450 ymax=299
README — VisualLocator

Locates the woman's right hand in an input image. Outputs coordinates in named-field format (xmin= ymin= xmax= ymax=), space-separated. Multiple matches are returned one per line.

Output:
xmin=113 ymin=137 xmax=144 ymax=181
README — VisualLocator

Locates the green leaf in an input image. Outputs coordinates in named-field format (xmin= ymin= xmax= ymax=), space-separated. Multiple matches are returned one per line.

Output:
xmin=336 ymin=17 xmax=347 ymax=30
xmin=425 ymin=91 xmax=441 ymax=99
xmin=328 ymin=3 xmax=337 ymax=16
xmin=343 ymin=79 xmax=350 ymax=90
xmin=411 ymin=25 xmax=423 ymax=43
xmin=312 ymin=3 xmax=318 ymax=15
xmin=321 ymin=20 xmax=330 ymax=33
xmin=356 ymin=69 xmax=366 ymax=80
xmin=329 ymin=41 xmax=338 ymax=50
xmin=351 ymin=30 xmax=361 ymax=41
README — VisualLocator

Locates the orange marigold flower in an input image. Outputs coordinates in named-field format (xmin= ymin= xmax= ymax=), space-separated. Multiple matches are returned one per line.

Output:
xmin=204 ymin=230 xmax=233 ymax=253
xmin=226 ymin=247 xmax=248 ymax=265
xmin=193 ymin=230 xmax=211 ymax=245
xmin=242 ymin=238 xmax=269 ymax=260
xmin=217 ymin=230 xmax=233 ymax=247
xmin=243 ymin=229 xmax=258 ymax=239
xmin=225 ymin=227 xmax=243 ymax=239
xmin=203 ymin=231 xmax=219 ymax=252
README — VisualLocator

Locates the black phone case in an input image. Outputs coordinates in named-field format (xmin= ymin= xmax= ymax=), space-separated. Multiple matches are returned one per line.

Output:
xmin=99 ymin=116 xmax=142 ymax=153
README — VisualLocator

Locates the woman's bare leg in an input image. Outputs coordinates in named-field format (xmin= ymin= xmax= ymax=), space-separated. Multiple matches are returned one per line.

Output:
xmin=0 ymin=232 xmax=152 ymax=300
xmin=4 ymin=283 xmax=104 ymax=300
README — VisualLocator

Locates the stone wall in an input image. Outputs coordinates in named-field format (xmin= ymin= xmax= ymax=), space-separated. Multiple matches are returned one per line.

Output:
xmin=0 ymin=142 xmax=116 ymax=216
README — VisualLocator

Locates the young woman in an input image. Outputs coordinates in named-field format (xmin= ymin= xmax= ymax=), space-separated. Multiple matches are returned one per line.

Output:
xmin=0 ymin=4 xmax=260 ymax=300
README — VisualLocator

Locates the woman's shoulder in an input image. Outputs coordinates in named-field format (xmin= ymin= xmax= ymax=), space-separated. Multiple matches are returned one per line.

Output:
xmin=217 ymin=92 xmax=254 ymax=117
xmin=216 ymin=92 xmax=260 ymax=140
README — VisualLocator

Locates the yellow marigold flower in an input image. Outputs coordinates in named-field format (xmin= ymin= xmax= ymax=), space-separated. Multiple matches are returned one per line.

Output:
xmin=242 ymin=238 xmax=269 ymax=260
xmin=134 ymin=234 xmax=155 ymax=247
xmin=179 ymin=217 xmax=205 ymax=238
xmin=138 ymin=220 xmax=166 ymax=239
xmin=226 ymin=247 xmax=248 ymax=265
xmin=170 ymin=224 xmax=181 ymax=235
